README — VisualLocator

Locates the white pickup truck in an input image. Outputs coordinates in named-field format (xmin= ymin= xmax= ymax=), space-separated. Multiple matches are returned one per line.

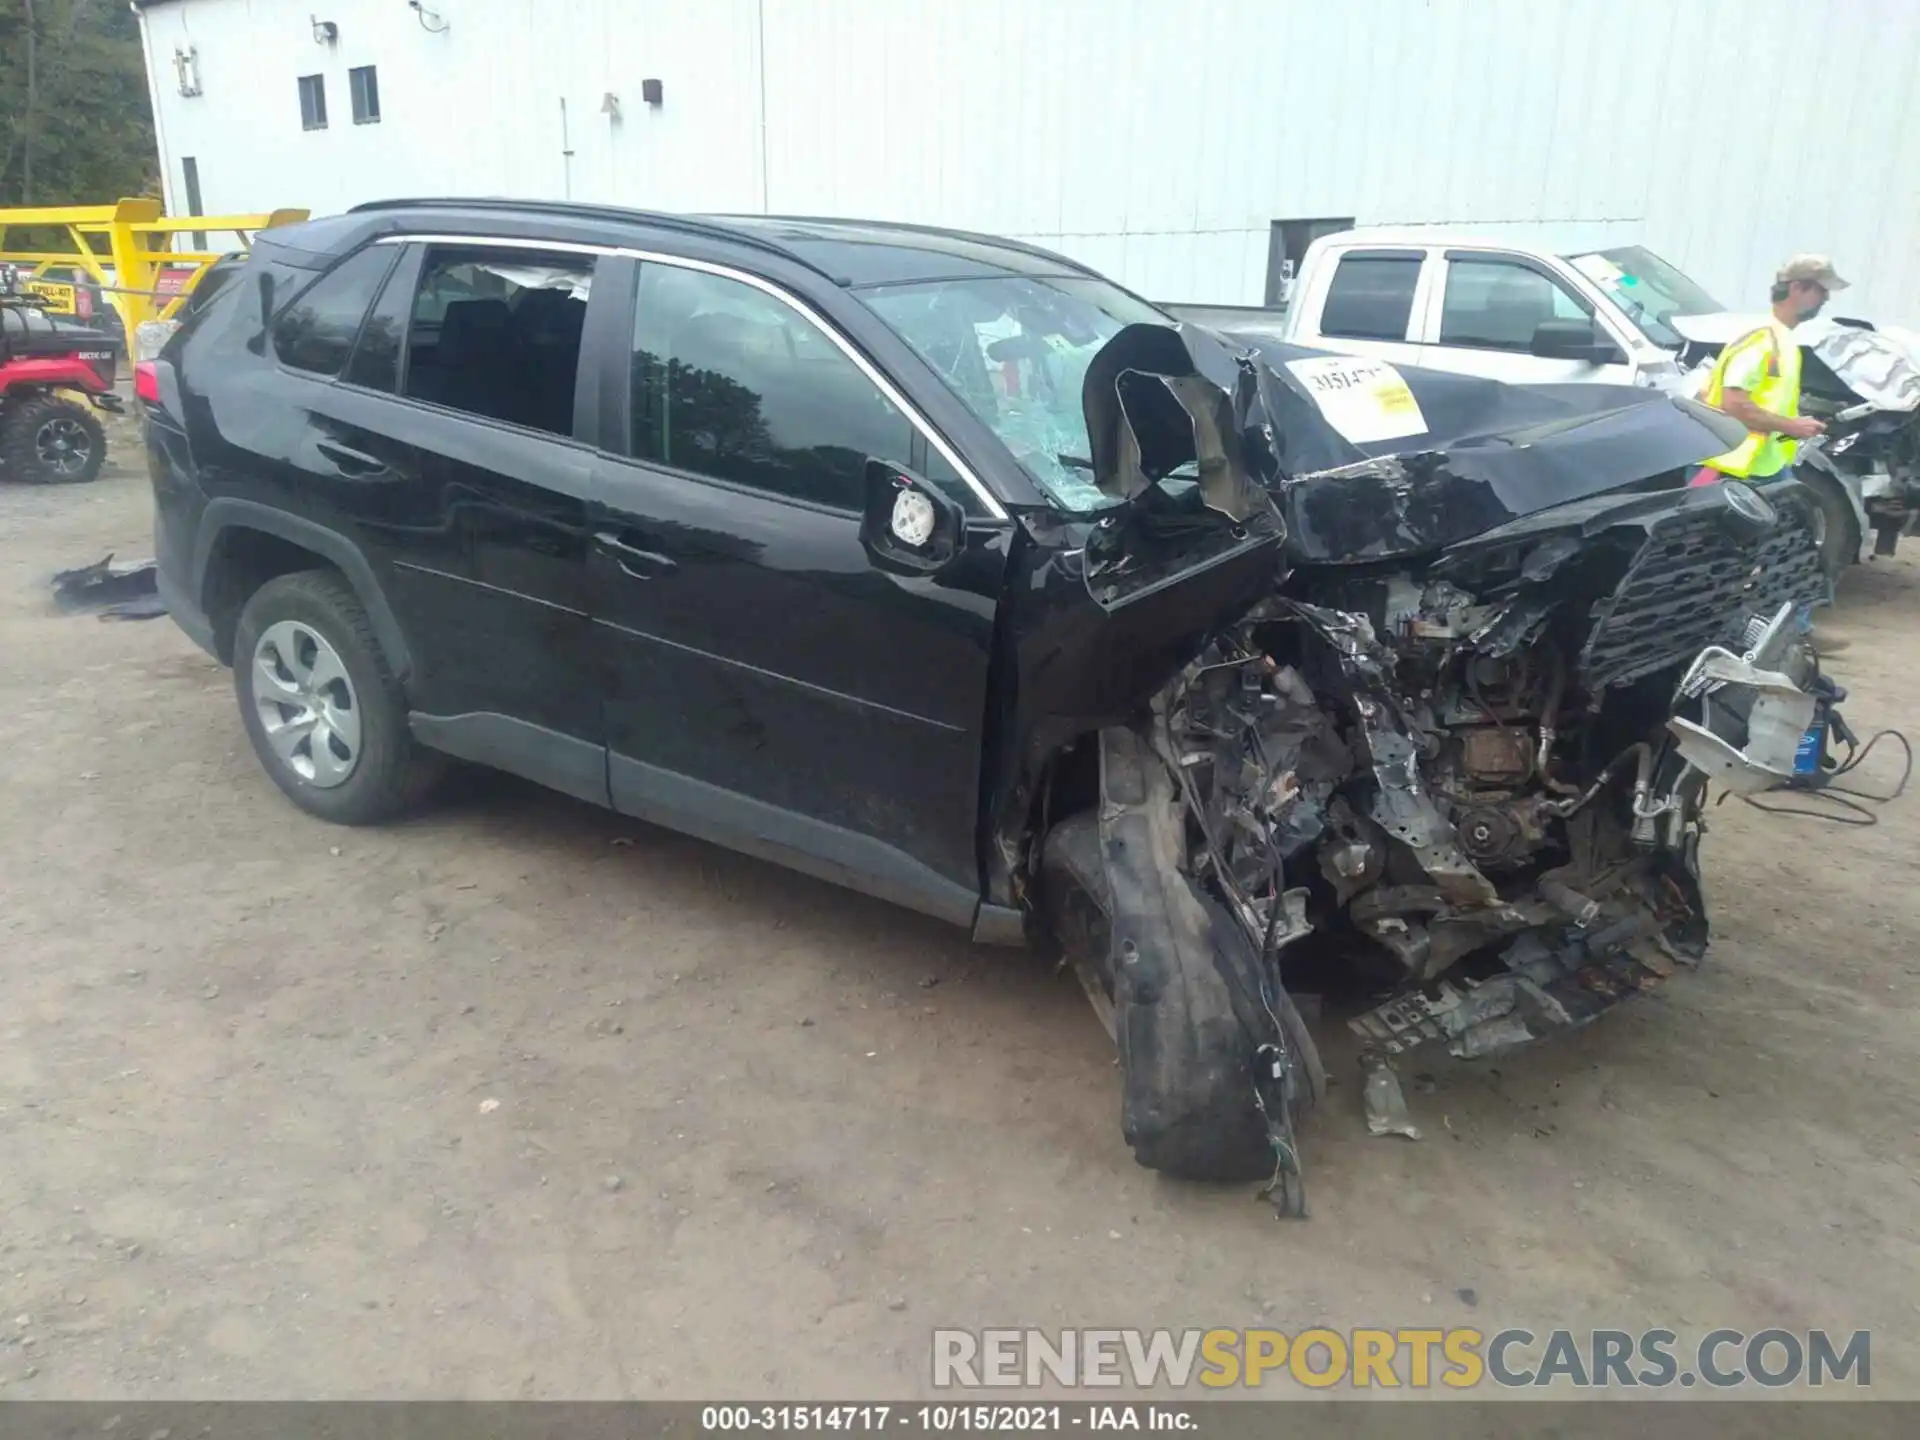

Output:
xmin=1279 ymin=229 xmax=1697 ymax=387
xmin=1260 ymin=228 xmax=1920 ymax=578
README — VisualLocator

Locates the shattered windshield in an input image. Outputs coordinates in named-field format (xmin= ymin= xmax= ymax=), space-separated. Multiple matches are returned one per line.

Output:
xmin=861 ymin=273 xmax=1167 ymax=512
xmin=1565 ymin=245 xmax=1723 ymax=350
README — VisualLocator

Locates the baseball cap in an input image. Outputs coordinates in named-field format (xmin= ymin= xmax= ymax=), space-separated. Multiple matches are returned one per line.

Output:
xmin=1777 ymin=254 xmax=1849 ymax=290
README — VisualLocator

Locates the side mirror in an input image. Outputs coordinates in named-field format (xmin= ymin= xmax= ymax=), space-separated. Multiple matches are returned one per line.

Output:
xmin=1530 ymin=317 xmax=1623 ymax=365
xmin=860 ymin=459 xmax=965 ymax=574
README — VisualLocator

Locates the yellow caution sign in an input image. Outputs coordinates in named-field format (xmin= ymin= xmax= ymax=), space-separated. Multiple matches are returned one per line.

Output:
xmin=25 ymin=279 xmax=77 ymax=314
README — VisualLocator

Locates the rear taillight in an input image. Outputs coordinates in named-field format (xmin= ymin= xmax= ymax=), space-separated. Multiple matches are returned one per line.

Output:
xmin=134 ymin=361 xmax=161 ymax=405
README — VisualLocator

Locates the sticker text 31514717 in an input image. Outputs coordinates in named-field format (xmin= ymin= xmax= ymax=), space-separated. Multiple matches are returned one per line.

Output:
xmin=1283 ymin=355 xmax=1428 ymax=446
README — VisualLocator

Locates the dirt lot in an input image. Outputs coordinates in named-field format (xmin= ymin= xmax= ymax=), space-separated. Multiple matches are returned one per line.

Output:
xmin=3 ymin=444 xmax=1918 ymax=1400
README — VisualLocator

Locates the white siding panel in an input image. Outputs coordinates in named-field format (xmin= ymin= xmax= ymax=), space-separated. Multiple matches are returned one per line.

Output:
xmin=139 ymin=0 xmax=1920 ymax=318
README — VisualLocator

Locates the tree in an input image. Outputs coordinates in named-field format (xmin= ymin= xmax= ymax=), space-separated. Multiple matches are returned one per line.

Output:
xmin=0 ymin=0 xmax=157 ymax=208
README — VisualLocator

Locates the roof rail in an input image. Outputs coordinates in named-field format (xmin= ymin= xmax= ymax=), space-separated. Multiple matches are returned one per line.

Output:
xmin=743 ymin=214 xmax=1101 ymax=278
xmin=345 ymin=197 xmax=837 ymax=279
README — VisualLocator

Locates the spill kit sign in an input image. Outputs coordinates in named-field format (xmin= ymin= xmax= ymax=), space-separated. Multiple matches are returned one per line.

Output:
xmin=1284 ymin=355 xmax=1428 ymax=445
xmin=25 ymin=279 xmax=78 ymax=314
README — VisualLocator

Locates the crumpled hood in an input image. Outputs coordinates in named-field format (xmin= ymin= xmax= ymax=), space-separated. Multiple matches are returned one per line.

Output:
xmin=1082 ymin=324 xmax=1748 ymax=562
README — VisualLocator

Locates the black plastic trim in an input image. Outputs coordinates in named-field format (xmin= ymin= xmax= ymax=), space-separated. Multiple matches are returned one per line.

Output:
xmin=576 ymin=253 xmax=637 ymax=454
xmin=1337 ymin=248 xmax=1427 ymax=261
xmin=156 ymin=566 xmax=215 ymax=656
xmin=409 ymin=712 xmax=610 ymax=807
xmin=193 ymin=498 xmax=413 ymax=679
xmin=609 ymin=754 xmax=981 ymax=929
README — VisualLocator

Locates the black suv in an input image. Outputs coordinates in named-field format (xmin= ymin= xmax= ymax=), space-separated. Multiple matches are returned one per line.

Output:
xmin=144 ymin=199 xmax=1830 ymax=1208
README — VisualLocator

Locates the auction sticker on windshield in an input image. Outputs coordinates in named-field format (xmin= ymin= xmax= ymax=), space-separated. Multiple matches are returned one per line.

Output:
xmin=1284 ymin=356 xmax=1427 ymax=444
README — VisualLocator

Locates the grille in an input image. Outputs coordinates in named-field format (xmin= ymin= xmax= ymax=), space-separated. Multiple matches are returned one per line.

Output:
xmin=1578 ymin=499 xmax=1827 ymax=689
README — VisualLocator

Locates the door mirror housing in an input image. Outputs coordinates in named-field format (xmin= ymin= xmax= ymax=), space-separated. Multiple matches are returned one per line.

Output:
xmin=860 ymin=459 xmax=964 ymax=574
xmin=1530 ymin=317 xmax=1625 ymax=365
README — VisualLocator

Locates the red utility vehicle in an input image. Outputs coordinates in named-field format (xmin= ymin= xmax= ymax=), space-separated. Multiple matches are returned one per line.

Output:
xmin=0 ymin=263 xmax=120 ymax=484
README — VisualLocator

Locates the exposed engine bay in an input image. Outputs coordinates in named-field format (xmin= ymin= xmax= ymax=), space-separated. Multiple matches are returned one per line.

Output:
xmin=1045 ymin=323 xmax=1842 ymax=1214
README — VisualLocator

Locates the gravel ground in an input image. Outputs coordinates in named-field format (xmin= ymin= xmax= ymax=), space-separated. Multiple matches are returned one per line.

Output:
xmin=2 ymin=444 xmax=1917 ymax=1400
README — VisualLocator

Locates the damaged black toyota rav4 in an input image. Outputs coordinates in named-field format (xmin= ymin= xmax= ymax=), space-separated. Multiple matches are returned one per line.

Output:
xmin=145 ymin=201 xmax=1835 ymax=1210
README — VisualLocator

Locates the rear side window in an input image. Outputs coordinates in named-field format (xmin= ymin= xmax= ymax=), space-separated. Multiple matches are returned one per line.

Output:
xmin=630 ymin=263 xmax=915 ymax=509
xmin=399 ymin=247 xmax=593 ymax=437
xmin=1320 ymin=254 xmax=1421 ymax=342
xmin=271 ymin=245 xmax=396 ymax=376
xmin=1438 ymin=258 xmax=1590 ymax=351
xmin=181 ymin=256 xmax=245 ymax=319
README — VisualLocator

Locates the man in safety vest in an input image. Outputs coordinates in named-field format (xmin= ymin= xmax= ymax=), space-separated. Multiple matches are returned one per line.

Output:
xmin=1692 ymin=254 xmax=1848 ymax=486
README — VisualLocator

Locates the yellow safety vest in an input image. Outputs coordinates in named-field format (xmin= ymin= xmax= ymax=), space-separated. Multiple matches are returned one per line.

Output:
xmin=1699 ymin=320 xmax=1802 ymax=478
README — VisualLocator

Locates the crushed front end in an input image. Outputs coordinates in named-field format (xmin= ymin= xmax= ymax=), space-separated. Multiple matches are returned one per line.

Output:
xmin=1243 ymin=479 xmax=1829 ymax=1063
xmin=1052 ymin=325 xmax=1840 ymax=1207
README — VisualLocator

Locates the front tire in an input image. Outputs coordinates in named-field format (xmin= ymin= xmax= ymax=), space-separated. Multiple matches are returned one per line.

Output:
xmin=1 ymin=394 xmax=106 ymax=484
xmin=1041 ymin=803 xmax=1326 ymax=1185
xmin=233 ymin=570 xmax=440 ymax=825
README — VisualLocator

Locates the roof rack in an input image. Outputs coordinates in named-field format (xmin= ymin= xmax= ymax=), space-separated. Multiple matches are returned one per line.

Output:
xmin=741 ymin=214 xmax=1099 ymax=278
xmin=345 ymin=197 xmax=838 ymax=280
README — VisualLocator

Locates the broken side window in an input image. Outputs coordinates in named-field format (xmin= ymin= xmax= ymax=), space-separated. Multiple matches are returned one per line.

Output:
xmin=400 ymin=247 xmax=594 ymax=437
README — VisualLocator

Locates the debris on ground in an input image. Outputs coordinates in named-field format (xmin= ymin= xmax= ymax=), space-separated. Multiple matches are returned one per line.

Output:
xmin=50 ymin=554 xmax=166 ymax=621
xmin=1362 ymin=1050 xmax=1423 ymax=1140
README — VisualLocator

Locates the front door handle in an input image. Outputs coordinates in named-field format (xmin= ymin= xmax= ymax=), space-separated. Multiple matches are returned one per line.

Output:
xmin=593 ymin=529 xmax=678 ymax=579
xmin=317 ymin=440 xmax=395 ymax=478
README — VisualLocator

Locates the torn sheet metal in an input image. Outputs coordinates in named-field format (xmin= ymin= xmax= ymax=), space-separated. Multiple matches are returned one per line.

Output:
xmin=1669 ymin=645 xmax=1820 ymax=794
xmin=51 ymin=554 xmax=167 ymax=621
xmin=1350 ymin=880 xmax=1682 ymax=1061
xmin=1361 ymin=1051 xmax=1423 ymax=1140
xmin=1078 ymin=322 xmax=1755 ymax=566
xmin=1809 ymin=325 xmax=1920 ymax=413
xmin=1080 ymin=323 xmax=1269 ymax=521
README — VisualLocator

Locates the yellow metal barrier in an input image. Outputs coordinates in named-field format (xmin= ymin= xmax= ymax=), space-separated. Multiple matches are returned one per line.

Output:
xmin=0 ymin=199 xmax=309 ymax=333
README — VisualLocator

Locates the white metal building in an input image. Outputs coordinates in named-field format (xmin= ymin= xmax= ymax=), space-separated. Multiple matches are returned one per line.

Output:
xmin=135 ymin=0 xmax=1920 ymax=318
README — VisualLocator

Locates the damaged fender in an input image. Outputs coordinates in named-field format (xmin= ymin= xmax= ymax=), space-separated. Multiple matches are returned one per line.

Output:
xmin=1092 ymin=723 xmax=1324 ymax=1190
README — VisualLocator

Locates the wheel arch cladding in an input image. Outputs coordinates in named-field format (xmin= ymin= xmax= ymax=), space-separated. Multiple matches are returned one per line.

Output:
xmin=194 ymin=500 xmax=412 ymax=680
xmin=1097 ymin=723 xmax=1293 ymax=1181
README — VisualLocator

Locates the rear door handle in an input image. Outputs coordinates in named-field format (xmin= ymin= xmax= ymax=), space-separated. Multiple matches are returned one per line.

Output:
xmin=593 ymin=530 xmax=678 ymax=578
xmin=317 ymin=440 xmax=396 ymax=478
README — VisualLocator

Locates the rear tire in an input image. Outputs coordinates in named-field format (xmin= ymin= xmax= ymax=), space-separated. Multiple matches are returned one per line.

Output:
xmin=233 ymin=570 xmax=441 ymax=825
xmin=1 ymin=394 xmax=106 ymax=484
